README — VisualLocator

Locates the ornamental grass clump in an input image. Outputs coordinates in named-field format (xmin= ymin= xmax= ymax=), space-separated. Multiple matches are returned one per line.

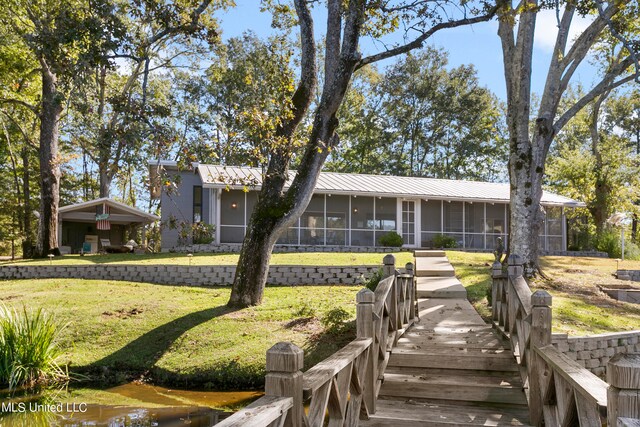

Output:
xmin=0 ymin=304 xmax=68 ymax=390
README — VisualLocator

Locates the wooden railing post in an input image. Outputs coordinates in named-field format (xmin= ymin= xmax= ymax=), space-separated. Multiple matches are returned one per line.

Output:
xmin=507 ymin=254 xmax=524 ymax=277
xmin=265 ymin=342 xmax=304 ymax=427
xmin=383 ymin=254 xmax=398 ymax=332
xmin=357 ymin=288 xmax=376 ymax=416
xmin=405 ymin=262 xmax=414 ymax=277
xmin=406 ymin=262 xmax=417 ymax=321
xmin=529 ymin=290 xmax=552 ymax=426
xmin=491 ymin=261 xmax=502 ymax=322
xmin=607 ymin=353 xmax=640 ymax=425
xmin=383 ymin=254 xmax=396 ymax=278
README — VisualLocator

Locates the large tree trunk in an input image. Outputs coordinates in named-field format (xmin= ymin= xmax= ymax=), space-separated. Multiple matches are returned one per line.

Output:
xmin=508 ymin=132 xmax=547 ymax=272
xmin=36 ymin=66 xmax=62 ymax=257
xmin=228 ymin=115 xmax=339 ymax=307
xmin=21 ymin=147 xmax=33 ymax=257
xmin=99 ymin=166 xmax=112 ymax=198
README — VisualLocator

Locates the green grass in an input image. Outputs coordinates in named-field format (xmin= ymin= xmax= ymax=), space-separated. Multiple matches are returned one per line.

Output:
xmin=2 ymin=251 xmax=414 ymax=267
xmin=0 ymin=279 xmax=361 ymax=390
xmin=447 ymin=251 xmax=640 ymax=336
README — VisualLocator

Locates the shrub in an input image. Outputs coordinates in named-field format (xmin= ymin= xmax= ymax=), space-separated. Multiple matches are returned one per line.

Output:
xmin=624 ymin=241 xmax=640 ymax=261
xmin=321 ymin=307 xmax=351 ymax=332
xmin=0 ymin=305 xmax=68 ymax=390
xmin=432 ymin=234 xmax=458 ymax=248
xmin=378 ymin=231 xmax=403 ymax=247
xmin=593 ymin=229 xmax=621 ymax=258
xmin=361 ymin=268 xmax=384 ymax=291
xmin=192 ymin=222 xmax=216 ymax=245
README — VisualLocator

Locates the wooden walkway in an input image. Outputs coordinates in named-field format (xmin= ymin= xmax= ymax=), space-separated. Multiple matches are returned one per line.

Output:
xmin=360 ymin=251 xmax=532 ymax=426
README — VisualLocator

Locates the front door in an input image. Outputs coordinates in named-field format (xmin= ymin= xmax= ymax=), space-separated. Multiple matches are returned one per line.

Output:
xmin=402 ymin=200 xmax=416 ymax=247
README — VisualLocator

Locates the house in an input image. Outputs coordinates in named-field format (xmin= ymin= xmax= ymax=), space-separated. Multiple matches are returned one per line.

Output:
xmin=59 ymin=198 xmax=160 ymax=254
xmin=149 ymin=162 xmax=582 ymax=252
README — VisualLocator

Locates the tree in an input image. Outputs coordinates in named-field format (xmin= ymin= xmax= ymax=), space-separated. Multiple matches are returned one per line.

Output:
xmin=546 ymin=91 xmax=640 ymax=237
xmin=0 ymin=0 xmax=126 ymax=256
xmin=328 ymin=47 xmax=507 ymax=181
xmin=228 ymin=0 xmax=501 ymax=307
xmin=497 ymin=0 xmax=639 ymax=272
xmin=68 ymin=0 xmax=226 ymax=198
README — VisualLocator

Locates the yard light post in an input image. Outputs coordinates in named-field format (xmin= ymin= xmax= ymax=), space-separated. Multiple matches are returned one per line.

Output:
xmin=188 ymin=253 xmax=193 ymax=266
xmin=47 ymin=254 xmax=54 ymax=265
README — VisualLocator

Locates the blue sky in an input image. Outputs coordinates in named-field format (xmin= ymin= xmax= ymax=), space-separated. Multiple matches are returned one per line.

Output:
xmin=215 ymin=2 xmax=599 ymax=102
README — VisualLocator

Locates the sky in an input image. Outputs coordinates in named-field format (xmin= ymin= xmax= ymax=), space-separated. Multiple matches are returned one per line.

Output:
xmin=214 ymin=2 xmax=600 ymax=102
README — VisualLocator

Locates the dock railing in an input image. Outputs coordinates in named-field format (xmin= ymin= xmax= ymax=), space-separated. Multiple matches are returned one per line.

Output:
xmin=217 ymin=254 xmax=416 ymax=427
xmin=492 ymin=254 xmax=640 ymax=426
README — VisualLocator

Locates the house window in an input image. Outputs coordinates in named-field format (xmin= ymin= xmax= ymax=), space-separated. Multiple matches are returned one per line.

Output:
xmin=193 ymin=186 xmax=202 ymax=223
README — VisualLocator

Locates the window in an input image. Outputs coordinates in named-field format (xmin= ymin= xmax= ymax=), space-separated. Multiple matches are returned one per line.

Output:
xmin=193 ymin=186 xmax=202 ymax=223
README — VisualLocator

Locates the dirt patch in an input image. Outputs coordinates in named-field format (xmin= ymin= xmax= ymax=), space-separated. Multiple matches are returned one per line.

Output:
xmin=0 ymin=295 xmax=20 ymax=301
xmin=283 ymin=317 xmax=323 ymax=334
xmin=102 ymin=307 xmax=144 ymax=319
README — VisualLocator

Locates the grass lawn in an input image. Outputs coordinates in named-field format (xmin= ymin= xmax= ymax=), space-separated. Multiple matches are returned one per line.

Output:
xmin=1 ymin=251 xmax=414 ymax=267
xmin=2 ymin=249 xmax=639 ymax=398
xmin=448 ymin=251 xmax=640 ymax=336
xmin=0 ymin=278 xmax=360 ymax=390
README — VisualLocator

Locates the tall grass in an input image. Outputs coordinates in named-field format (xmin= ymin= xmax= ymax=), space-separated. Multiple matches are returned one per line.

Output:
xmin=0 ymin=304 xmax=68 ymax=390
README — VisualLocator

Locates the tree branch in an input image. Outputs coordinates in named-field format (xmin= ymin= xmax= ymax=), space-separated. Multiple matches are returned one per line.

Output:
xmin=0 ymin=98 xmax=38 ymax=114
xmin=554 ymin=59 xmax=635 ymax=133
xmin=355 ymin=5 xmax=500 ymax=70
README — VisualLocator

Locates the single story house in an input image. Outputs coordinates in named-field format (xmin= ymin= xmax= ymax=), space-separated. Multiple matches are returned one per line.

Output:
xmin=150 ymin=162 xmax=582 ymax=252
xmin=59 ymin=198 xmax=160 ymax=254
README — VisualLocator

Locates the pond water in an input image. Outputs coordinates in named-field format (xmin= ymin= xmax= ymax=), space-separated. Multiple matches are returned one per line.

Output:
xmin=0 ymin=383 xmax=262 ymax=426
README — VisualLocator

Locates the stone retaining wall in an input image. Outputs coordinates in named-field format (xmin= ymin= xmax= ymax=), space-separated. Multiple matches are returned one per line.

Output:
xmin=617 ymin=269 xmax=640 ymax=282
xmin=0 ymin=264 xmax=379 ymax=287
xmin=552 ymin=331 xmax=640 ymax=377
xmin=168 ymin=243 xmax=608 ymax=258
xmin=168 ymin=243 xmax=408 ymax=254
xmin=542 ymin=250 xmax=608 ymax=257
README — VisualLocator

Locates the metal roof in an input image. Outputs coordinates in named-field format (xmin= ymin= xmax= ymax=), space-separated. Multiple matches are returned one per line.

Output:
xmin=60 ymin=198 xmax=160 ymax=222
xmin=196 ymin=165 xmax=583 ymax=207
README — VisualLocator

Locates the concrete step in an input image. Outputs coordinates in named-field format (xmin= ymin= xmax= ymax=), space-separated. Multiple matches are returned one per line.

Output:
xmin=417 ymin=276 xmax=467 ymax=298
xmin=415 ymin=256 xmax=456 ymax=277
xmin=360 ymin=399 xmax=531 ymax=426
xmin=415 ymin=250 xmax=446 ymax=257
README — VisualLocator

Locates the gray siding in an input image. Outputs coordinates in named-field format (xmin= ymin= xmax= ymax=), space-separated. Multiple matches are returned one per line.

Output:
xmin=160 ymin=170 xmax=207 ymax=249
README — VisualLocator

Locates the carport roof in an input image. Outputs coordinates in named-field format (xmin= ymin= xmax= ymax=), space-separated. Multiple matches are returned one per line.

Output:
xmin=59 ymin=198 xmax=160 ymax=224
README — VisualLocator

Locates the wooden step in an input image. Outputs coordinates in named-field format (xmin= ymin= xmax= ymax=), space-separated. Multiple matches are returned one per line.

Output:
xmin=394 ymin=337 xmax=509 ymax=350
xmin=415 ymin=250 xmax=446 ymax=257
xmin=417 ymin=276 xmax=467 ymax=298
xmin=383 ymin=366 xmax=523 ymax=382
xmin=379 ymin=374 xmax=527 ymax=405
xmin=360 ymin=399 xmax=532 ymax=426
xmin=408 ymin=323 xmax=492 ymax=333
xmin=388 ymin=349 xmax=519 ymax=372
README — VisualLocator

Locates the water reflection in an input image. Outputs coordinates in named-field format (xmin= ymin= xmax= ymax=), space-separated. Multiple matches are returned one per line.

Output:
xmin=0 ymin=383 xmax=262 ymax=427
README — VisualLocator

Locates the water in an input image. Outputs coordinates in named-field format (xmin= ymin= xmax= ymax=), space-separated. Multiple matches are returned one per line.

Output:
xmin=0 ymin=383 xmax=262 ymax=426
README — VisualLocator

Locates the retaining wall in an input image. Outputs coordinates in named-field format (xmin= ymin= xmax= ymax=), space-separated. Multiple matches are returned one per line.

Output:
xmin=617 ymin=269 xmax=640 ymax=282
xmin=552 ymin=331 xmax=640 ymax=377
xmin=167 ymin=243 xmax=608 ymax=258
xmin=167 ymin=243 xmax=408 ymax=254
xmin=0 ymin=264 xmax=379 ymax=287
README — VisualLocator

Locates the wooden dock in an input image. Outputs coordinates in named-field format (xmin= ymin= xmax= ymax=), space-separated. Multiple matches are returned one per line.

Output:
xmin=360 ymin=251 xmax=532 ymax=426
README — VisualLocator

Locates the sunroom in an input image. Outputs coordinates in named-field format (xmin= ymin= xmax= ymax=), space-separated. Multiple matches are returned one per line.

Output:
xmin=190 ymin=165 xmax=578 ymax=251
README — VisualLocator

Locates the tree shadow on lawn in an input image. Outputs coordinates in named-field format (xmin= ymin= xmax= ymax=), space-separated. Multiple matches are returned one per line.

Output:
xmin=74 ymin=305 xmax=240 ymax=386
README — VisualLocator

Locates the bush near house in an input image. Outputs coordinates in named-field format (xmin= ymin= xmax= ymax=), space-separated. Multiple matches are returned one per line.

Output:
xmin=378 ymin=232 xmax=403 ymax=247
